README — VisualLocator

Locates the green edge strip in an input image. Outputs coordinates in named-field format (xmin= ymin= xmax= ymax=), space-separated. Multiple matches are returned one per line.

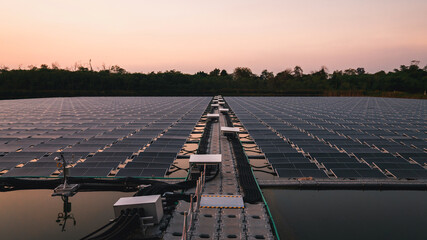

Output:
xmin=240 ymin=138 xmax=281 ymax=240
xmin=2 ymin=176 xmax=186 ymax=180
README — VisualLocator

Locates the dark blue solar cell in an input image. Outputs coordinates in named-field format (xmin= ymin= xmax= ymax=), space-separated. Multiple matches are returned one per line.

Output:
xmin=1 ymin=167 xmax=56 ymax=177
xmin=0 ymin=162 xmax=19 ymax=170
xmin=356 ymin=169 xmax=387 ymax=178
xmin=23 ymin=162 xmax=57 ymax=168
xmin=83 ymin=168 xmax=112 ymax=177
xmin=276 ymin=169 xmax=304 ymax=178
xmin=124 ymin=162 xmax=149 ymax=168
xmin=323 ymin=163 xmax=370 ymax=169
xmin=332 ymin=169 xmax=360 ymax=178
xmin=333 ymin=169 xmax=386 ymax=179
xmin=147 ymin=163 xmax=171 ymax=168
xmin=141 ymin=168 xmax=167 ymax=177
xmin=375 ymin=163 xmax=424 ymax=170
xmin=389 ymin=169 xmax=427 ymax=179
xmin=300 ymin=170 xmax=328 ymax=178
xmin=116 ymin=168 xmax=143 ymax=177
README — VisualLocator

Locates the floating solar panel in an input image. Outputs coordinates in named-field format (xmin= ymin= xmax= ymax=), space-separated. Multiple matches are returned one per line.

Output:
xmin=0 ymin=97 xmax=210 ymax=178
xmin=124 ymin=162 xmax=149 ymax=168
xmin=374 ymin=163 xmax=424 ymax=170
xmin=323 ymin=163 xmax=371 ymax=170
xmin=116 ymin=168 xmax=143 ymax=177
xmin=388 ymin=169 xmax=427 ymax=179
xmin=333 ymin=168 xmax=387 ymax=178
xmin=37 ymin=152 xmax=88 ymax=162
xmin=0 ymin=162 xmax=20 ymax=171
xmin=22 ymin=144 xmax=65 ymax=152
xmin=227 ymin=96 xmax=426 ymax=180
xmin=57 ymin=167 xmax=111 ymax=177
xmin=276 ymin=169 xmax=328 ymax=178
xmin=140 ymin=168 xmax=167 ymax=177
xmin=83 ymin=168 xmax=113 ymax=177
xmin=272 ymin=163 xmax=318 ymax=169
xmin=116 ymin=168 xmax=167 ymax=177
xmin=74 ymin=161 xmax=120 ymax=169
xmin=2 ymin=167 xmax=57 ymax=177
xmin=23 ymin=162 xmax=58 ymax=168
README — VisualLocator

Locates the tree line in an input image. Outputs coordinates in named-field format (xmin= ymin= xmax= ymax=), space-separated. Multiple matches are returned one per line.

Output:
xmin=0 ymin=62 xmax=426 ymax=99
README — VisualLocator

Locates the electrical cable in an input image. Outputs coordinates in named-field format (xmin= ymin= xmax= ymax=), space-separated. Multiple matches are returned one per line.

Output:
xmin=80 ymin=213 xmax=124 ymax=240
xmin=225 ymin=113 xmax=263 ymax=204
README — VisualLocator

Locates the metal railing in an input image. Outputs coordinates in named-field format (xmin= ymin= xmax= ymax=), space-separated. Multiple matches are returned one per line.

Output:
xmin=182 ymin=164 xmax=206 ymax=240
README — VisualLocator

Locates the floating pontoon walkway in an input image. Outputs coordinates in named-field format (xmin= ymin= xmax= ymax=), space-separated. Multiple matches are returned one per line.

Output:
xmin=164 ymin=96 xmax=277 ymax=239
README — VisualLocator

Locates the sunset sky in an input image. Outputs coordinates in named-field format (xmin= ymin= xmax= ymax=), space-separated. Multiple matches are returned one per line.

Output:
xmin=1 ymin=0 xmax=426 ymax=74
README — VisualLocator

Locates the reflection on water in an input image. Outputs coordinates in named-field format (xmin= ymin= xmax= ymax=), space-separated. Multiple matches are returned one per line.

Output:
xmin=56 ymin=196 xmax=76 ymax=232
xmin=0 ymin=190 xmax=133 ymax=240
xmin=263 ymin=189 xmax=427 ymax=240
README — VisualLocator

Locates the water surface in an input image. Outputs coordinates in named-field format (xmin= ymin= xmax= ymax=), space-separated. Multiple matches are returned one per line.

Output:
xmin=0 ymin=190 xmax=133 ymax=240
xmin=263 ymin=189 xmax=427 ymax=240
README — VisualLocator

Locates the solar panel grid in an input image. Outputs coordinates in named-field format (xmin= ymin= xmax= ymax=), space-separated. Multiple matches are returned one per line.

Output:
xmin=0 ymin=97 xmax=210 ymax=178
xmin=227 ymin=97 xmax=426 ymax=180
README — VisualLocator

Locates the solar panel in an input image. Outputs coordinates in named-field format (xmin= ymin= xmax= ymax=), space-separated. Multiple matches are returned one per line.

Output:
xmin=388 ymin=169 xmax=427 ymax=179
xmin=272 ymin=163 xmax=318 ymax=169
xmin=275 ymin=169 xmax=303 ymax=178
xmin=38 ymin=152 xmax=88 ymax=162
xmin=140 ymin=168 xmax=167 ymax=177
xmin=0 ymin=97 xmax=211 ymax=178
xmin=116 ymin=168 xmax=143 ymax=177
xmin=74 ymin=161 xmax=120 ymax=168
xmin=323 ymin=163 xmax=371 ymax=169
xmin=0 ymin=162 xmax=20 ymax=170
xmin=83 ymin=168 xmax=113 ymax=177
xmin=276 ymin=169 xmax=328 ymax=178
xmin=1 ymin=167 xmax=56 ymax=177
xmin=2 ymin=96 xmax=426 ymax=180
xmin=300 ymin=170 xmax=329 ymax=178
xmin=226 ymin=96 xmax=426 ymax=180
xmin=23 ymin=162 xmax=57 ymax=168
xmin=84 ymin=156 xmax=126 ymax=162
xmin=124 ymin=162 xmax=149 ymax=168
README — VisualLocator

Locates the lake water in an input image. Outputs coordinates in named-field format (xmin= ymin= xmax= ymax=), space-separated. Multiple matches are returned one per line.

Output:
xmin=0 ymin=190 xmax=133 ymax=240
xmin=1 ymin=188 xmax=427 ymax=239
xmin=262 ymin=189 xmax=427 ymax=240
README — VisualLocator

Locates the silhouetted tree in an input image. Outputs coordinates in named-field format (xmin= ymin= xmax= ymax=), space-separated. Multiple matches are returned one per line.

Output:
xmin=220 ymin=69 xmax=228 ymax=76
xmin=275 ymin=69 xmax=293 ymax=88
xmin=261 ymin=70 xmax=274 ymax=81
xmin=315 ymin=66 xmax=328 ymax=79
xmin=110 ymin=65 xmax=126 ymax=74
xmin=196 ymin=71 xmax=208 ymax=77
xmin=356 ymin=67 xmax=365 ymax=75
xmin=0 ymin=65 xmax=9 ymax=72
xmin=78 ymin=66 xmax=89 ymax=71
xmin=293 ymin=66 xmax=303 ymax=77
xmin=209 ymin=68 xmax=220 ymax=76
xmin=344 ymin=68 xmax=357 ymax=75
xmin=409 ymin=60 xmax=420 ymax=71
xmin=0 ymin=63 xmax=425 ymax=99
xmin=51 ymin=62 xmax=60 ymax=70
xmin=233 ymin=67 xmax=254 ymax=81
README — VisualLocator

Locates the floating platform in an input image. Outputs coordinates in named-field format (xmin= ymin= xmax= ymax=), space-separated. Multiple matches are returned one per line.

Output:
xmin=200 ymin=195 xmax=244 ymax=208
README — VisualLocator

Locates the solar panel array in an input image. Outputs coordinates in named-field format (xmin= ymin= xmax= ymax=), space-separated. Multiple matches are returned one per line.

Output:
xmin=227 ymin=97 xmax=427 ymax=180
xmin=0 ymin=97 xmax=210 ymax=178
